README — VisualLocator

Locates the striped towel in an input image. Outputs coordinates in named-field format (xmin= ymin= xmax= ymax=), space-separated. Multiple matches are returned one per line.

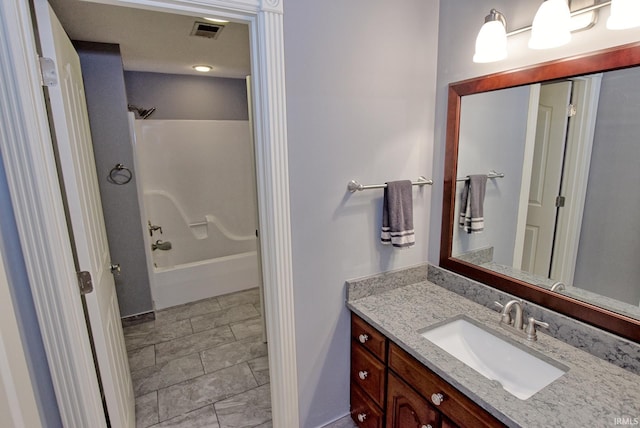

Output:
xmin=381 ymin=180 xmax=415 ymax=248
xmin=459 ymin=174 xmax=487 ymax=233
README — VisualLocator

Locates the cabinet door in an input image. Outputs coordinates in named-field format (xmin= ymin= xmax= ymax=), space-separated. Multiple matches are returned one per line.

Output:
xmin=386 ymin=372 xmax=439 ymax=428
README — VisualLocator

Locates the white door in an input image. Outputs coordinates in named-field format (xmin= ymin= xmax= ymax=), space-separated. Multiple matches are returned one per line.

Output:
xmin=521 ymin=81 xmax=572 ymax=277
xmin=34 ymin=1 xmax=135 ymax=426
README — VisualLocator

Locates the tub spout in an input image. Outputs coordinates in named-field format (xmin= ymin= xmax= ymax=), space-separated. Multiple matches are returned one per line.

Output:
xmin=152 ymin=240 xmax=172 ymax=251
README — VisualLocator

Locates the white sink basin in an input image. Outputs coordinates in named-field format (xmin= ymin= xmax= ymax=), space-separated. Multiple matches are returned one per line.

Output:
xmin=420 ymin=316 xmax=567 ymax=400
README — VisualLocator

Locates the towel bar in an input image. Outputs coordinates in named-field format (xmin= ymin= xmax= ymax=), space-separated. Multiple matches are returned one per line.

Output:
xmin=348 ymin=176 xmax=433 ymax=193
xmin=456 ymin=170 xmax=504 ymax=182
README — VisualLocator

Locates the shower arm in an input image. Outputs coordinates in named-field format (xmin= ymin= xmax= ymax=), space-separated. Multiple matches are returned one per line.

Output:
xmin=128 ymin=104 xmax=156 ymax=119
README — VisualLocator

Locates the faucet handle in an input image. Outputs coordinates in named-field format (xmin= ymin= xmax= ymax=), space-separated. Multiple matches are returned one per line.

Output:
xmin=525 ymin=317 xmax=549 ymax=341
xmin=494 ymin=301 xmax=512 ymax=325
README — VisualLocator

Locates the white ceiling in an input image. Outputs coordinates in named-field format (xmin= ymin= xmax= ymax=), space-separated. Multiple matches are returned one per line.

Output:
xmin=48 ymin=0 xmax=251 ymax=78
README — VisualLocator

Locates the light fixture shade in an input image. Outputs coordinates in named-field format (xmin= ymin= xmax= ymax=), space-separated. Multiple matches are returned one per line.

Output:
xmin=607 ymin=0 xmax=640 ymax=30
xmin=473 ymin=10 xmax=507 ymax=63
xmin=529 ymin=0 xmax=572 ymax=50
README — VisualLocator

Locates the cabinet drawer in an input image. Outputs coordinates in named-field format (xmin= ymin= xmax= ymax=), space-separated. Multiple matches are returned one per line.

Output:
xmin=350 ymin=382 xmax=384 ymax=428
xmin=351 ymin=314 xmax=387 ymax=362
xmin=351 ymin=342 xmax=386 ymax=407
xmin=389 ymin=343 xmax=506 ymax=428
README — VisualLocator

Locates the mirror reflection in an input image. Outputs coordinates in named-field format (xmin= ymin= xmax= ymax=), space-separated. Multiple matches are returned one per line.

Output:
xmin=452 ymin=66 xmax=640 ymax=321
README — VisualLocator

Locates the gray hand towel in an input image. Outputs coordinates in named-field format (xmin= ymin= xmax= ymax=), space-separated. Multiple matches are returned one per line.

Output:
xmin=459 ymin=174 xmax=487 ymax=234
xmin=381 ymin=180 xmax=415 ymax=248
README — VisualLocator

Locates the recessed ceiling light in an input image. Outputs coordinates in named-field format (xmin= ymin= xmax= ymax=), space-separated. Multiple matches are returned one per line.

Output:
xmin=203 ymin=17 xmax=229 ymax=23
xmin=193 ymin=65 xmax=212 ymax=72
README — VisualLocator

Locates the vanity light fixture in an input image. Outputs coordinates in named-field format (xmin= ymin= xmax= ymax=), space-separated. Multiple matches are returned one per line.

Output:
xmin=473 ymin=9 xmax=508 ymax=63
xmin=529 ymin=0 xmax=572 ymax=49
xmin=607 ymin=0 xmax=640 ymax=30
xmin=193 ymin=65 xmax=212 ymax=72
xmin=474 ymin=1 xmax=638 ymax=63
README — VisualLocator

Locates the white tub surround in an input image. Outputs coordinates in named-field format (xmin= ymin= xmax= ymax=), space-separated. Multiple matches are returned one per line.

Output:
xmin=133 ymin=120 xmax=260 ymax=308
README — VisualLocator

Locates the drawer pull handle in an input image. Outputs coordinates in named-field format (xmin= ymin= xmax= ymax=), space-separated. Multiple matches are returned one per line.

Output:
xmin=357 ymin=413 xmax=367 ymax=422
xmin=358 ymin=334 xmax=369 ymax=344
xmin=421 ymin=425 xmax=433 ymax=428
xmin=431 ymin=392 xmax=445 ymax=406
xmin=358 ymin=370 xmax=368 ymax=380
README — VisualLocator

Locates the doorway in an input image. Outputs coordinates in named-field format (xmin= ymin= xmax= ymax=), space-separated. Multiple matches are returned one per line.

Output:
xmin=52 ymin=0 xmax=268 ymax=425
xmin=519 ymin=75 xmax=602 ymax=285
xmin=521 ymin=80 xmax=573 ymax=278
xmin=0 ymin=0 xmax=298 ymax=425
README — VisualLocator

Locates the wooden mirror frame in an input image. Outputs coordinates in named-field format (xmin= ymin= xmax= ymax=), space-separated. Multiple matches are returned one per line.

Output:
xmin=440 ymin=42 xmax=640 ymax=343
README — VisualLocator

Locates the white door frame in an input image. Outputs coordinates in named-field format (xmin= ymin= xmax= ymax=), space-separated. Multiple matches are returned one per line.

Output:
xmin=0 ymin=248 xmax=44 ymax=428
xmin=0 ymin=0 xmax=298 ymax=426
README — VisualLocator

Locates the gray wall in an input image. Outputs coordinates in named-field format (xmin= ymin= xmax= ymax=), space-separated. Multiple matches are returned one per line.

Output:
xmin=0 ymin=150 xmax=62 ymax=426
xmin=453 ymin=87 xmax=530 ymax=265
xmin=284 ymin=1 xmax=439 ymax=425
xmin=429 ymin=0 xmax=640 ymax=265
xmin=124 ymin=71 xmax=248 ymax=120
xmin=76 ymin=42 xmax=153 ymax=317
xmin=573 ymin=67 xmax=640 ymax=305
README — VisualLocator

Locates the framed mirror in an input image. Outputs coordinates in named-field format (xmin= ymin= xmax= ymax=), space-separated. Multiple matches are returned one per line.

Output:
xmin=440 ymin=42 xmax=640 ymax=343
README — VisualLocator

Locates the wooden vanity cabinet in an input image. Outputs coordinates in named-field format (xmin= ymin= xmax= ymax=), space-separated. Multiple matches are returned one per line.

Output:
xmin=350 ymin=313 xmax=506 ymax=428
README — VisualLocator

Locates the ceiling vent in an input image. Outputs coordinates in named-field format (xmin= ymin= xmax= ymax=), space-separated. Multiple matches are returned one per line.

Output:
xmin=191 ymin=21 xmax=225 ymax=39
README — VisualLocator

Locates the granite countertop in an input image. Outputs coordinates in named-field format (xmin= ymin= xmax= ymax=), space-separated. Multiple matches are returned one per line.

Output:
xmin=347 ymin=280 xmax=640 ymax=428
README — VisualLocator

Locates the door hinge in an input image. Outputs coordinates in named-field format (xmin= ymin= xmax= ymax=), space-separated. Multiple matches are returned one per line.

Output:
xmin=77 ymin=271 xmax=94 ymax=295
xmin=567 ymin=104 xmax=577 ymax=117
xmin=555 ymin=195 xmax=566 ymax=207
xmin=38 ymin=57 xmax=57 ymax=87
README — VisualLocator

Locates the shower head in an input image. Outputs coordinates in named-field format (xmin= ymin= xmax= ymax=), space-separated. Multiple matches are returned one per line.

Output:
xmin=140 ymin=107 xmax=156 ymax=119
xmin=127 ymin=104 xmax=156 ymax=119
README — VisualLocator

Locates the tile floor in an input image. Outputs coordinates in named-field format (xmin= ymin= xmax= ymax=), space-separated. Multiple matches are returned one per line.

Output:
xmin=126 ymin=286 xmax=358 ymax=428
xmin=125 ymin=288 xmax=271 ymax=428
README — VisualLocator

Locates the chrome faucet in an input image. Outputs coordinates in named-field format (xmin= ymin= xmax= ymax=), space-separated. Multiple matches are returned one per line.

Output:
xmin=495 ymin=299 xmax=549 ymax=341
xmin=550 ymin=281 xmax=566 ymax=292
xmin=498 ymin=299 xmax=524 ymax=330
xmin=152 ymin=240 xmax=172 ymax=251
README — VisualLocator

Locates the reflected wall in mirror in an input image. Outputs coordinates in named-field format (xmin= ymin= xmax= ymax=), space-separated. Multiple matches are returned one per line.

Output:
xmin=441 ymin=42 xmax=640 ymax=343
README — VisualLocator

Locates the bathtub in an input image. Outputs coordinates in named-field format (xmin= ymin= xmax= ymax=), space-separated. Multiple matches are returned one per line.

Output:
xmin=143 ymin=189 xmax=260 ymax=309
xmin=152 ymin=250 xmax=260 ymax=309
xmin=133 ymin=120 xmax=261 ymax=310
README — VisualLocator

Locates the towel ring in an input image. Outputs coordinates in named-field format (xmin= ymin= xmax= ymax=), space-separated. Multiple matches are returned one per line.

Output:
xmin=108 ymin=163 xmax=132 ymax=185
